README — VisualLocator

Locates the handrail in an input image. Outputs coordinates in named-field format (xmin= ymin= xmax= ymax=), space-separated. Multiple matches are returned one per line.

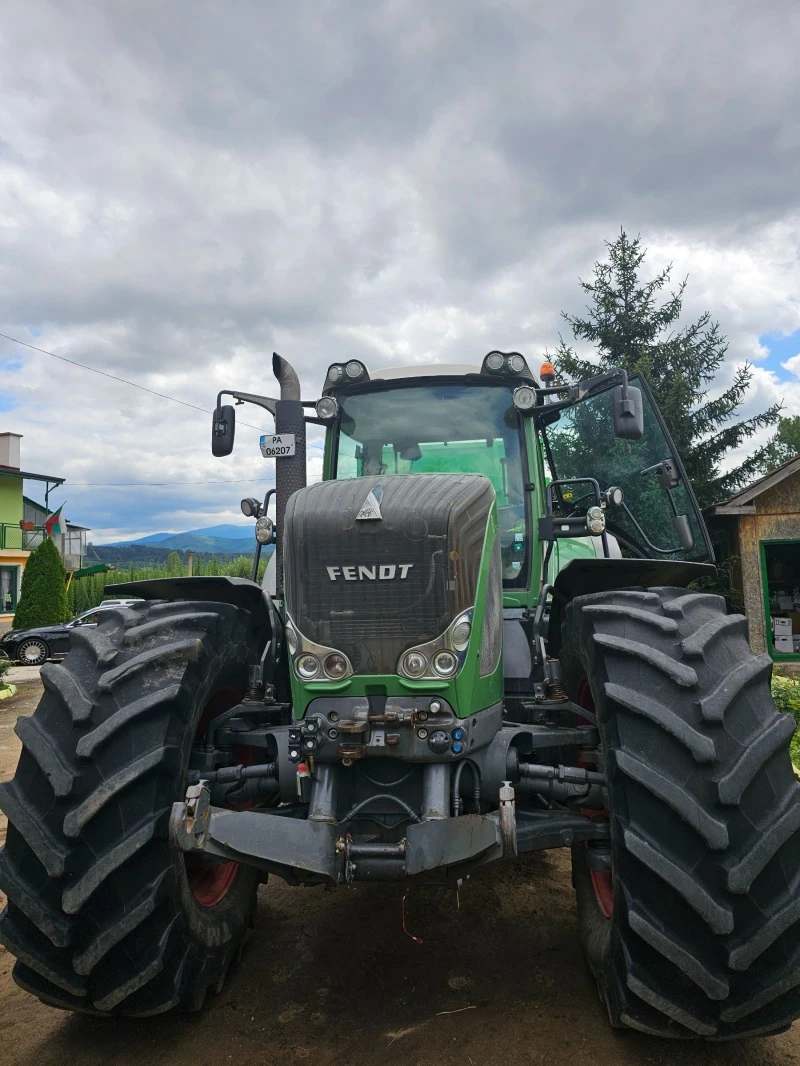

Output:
xmin=0 ymin=523 xmax=47 ymax=550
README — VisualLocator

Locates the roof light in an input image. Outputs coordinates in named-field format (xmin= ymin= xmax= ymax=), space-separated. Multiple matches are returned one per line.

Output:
xmin=327 ymin=365 xmax=343 ymax=383
xmin=346 ymin=360 xmax=366 ymax=379
xmin=485 ymin=352 xmax=505 ymax=372
xmin=507 ymin=354 xmax=525 ymax=373
xmin=539 ymin=361 xmax=556 ymax=383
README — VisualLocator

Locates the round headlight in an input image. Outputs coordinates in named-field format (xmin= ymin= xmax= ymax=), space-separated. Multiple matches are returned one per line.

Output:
xmin=327 ymin=365 xmax=343 ymax=383
xmin=433 ymin=650 xmax=458 ymax=676
xmin=508 ymin=354 xmax=525 ymax=373
xmin=240 ymin=497 xmax=260 ymax=518
xmin=255 ymin=516 xmax=274 ymax=544
xmin=606 ymin=485 xmax=624 ymax=507
xmin=586 ymin=506 xmax=606 ymax=535
xmin=285 ymin=623 xmax=298 ymax=655
xmin=323 ymin=653 xmax=348 ymax=679
xmin=402 ymin=651 xmax=427 ymax=678
xmin=296 ymin=654 xmax=320 ymax=679
xmin=316 ymin=396 xmax=339 ymax=421
xmin=451 ymin=620 xmax=471 ymax=649
xmin=513 ymin=385 xmax=536 ymax=411
xmin=346 ymin=360 xmax=365 ymax=379
xmin=485 ymin=351 xmax=505 ymax=371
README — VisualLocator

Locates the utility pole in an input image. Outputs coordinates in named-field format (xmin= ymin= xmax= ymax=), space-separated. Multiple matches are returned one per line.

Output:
xmin=187 ymin=551 xmax=193 ymax=576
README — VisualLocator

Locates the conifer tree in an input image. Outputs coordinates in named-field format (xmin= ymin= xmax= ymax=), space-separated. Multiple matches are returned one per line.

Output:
xmin=13 ymin=537 xmax=71 ymax=629
xmin=554 ymin=230 xmax=781 ymax=507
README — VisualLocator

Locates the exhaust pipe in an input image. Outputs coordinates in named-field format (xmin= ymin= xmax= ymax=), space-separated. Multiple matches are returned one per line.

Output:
xmin=273 ymin=353 xmax=306 ymax=596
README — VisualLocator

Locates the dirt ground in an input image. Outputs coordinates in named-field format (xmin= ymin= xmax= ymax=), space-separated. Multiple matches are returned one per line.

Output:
xmin=1 ymin=681 xmax=799 ymax=1066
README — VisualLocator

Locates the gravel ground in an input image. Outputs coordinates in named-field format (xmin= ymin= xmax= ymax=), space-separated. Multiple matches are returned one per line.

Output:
xmin=0 ymin=679 xmax=799 ymax=1066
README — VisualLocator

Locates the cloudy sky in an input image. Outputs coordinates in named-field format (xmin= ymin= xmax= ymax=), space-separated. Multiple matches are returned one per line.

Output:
xmin=1 ymin=0 xmax=799 ymax=542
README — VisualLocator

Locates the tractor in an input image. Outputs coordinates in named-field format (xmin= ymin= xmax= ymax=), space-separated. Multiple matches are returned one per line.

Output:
xmin=1 ymin=351 xmax=799 ymax=1039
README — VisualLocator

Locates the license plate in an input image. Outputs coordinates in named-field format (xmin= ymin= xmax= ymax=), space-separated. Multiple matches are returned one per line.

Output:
xmin=260 ymin=433 xmax=296 ymax=458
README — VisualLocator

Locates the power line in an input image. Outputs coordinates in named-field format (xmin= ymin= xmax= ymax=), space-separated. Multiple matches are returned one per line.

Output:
xmin=69 ymin=478 xmax=275 ymax=487
xmin=0 ymin=331 xmax=266 ymax=431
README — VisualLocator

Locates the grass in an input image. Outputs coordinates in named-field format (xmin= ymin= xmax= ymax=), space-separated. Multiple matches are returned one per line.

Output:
xmin=772 ymin=675 xmax=800 ymax=768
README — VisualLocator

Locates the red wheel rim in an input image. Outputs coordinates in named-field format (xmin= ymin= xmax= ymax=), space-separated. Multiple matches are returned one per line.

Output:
xmin=187 ymin=859 xmax=239 ymax=907
xmin=577 ymin=679 xmax=614 ymax=919
xmin=184 ymin=685 xmax=246 ymax=908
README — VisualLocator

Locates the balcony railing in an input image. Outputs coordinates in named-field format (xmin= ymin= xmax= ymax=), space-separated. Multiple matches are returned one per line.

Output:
xmin=0 ymin=523 xmax=46 ymax=550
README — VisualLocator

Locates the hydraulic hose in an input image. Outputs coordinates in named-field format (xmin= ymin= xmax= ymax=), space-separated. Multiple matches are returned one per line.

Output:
xmin=452 ymin=759 xmax=481 ymax=816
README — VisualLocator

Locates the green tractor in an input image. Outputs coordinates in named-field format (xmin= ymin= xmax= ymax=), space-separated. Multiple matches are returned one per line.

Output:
xmin=2 ymin=352 xmax=799 ymax=1039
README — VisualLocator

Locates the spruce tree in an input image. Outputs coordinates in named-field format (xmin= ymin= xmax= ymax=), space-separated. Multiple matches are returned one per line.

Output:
xmin=554 ymin=230 xmax=781 ymax=507
xmin=13 ymin=537 xmax=71 ymax=629
xmin=764 ymin=415 xmax=800 ymax=470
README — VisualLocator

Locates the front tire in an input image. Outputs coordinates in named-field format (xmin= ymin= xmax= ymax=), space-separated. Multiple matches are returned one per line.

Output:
xmin=561 ymin=587 xmax=800 ymax=1040
xmin=0 ymin=599 xmax=263 ymax=1015
xmin=16 ymin=638 xmax=48 ymax=666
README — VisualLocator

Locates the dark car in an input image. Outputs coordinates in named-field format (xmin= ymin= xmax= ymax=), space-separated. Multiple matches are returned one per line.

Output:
xmin=0 ymin=602 xmax=141 ymax=666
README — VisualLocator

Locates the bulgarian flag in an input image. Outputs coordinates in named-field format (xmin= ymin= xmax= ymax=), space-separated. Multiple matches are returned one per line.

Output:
xmin=45 ymin=504 xmax=64 ymax=537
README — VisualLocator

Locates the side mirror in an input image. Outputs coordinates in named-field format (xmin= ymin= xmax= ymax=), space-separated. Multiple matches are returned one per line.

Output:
xmin=612 ymin=385 xmax=644 ymax=440
xmin=212 ymin=404 xmax=235 ymax=457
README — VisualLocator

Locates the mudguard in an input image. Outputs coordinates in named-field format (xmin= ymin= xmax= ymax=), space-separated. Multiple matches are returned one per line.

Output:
xmin=546 ymin=558 xmax=717 ymax=654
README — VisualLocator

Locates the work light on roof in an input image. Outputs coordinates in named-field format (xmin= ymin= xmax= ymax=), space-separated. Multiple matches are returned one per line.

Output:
xmin=346 ymin=360 xmax=366 ymax=379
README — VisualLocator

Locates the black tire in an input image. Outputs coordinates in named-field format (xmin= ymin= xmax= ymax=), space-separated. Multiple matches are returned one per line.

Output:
xmin=16 ymin=638 xmax=48 ymax=666
xmin=0 ymin=599 xmax=263 ymax=1015
xmin=561 ymin=587 xmax=800 ymax=1040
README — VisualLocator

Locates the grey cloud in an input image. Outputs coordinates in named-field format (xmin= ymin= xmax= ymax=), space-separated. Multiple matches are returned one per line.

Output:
xmin=1 ymin=0 xmax=798 ymax=536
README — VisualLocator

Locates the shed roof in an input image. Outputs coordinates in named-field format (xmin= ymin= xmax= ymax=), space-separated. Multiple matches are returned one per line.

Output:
xmin=711 ymin=454 xmax=800 ymax=515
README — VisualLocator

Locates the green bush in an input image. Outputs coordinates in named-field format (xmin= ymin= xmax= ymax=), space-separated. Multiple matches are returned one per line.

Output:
xmin=13 ymin=537 xmax=71 ymax=629
xmin=773 ymin=676 xmax=800 ymax=768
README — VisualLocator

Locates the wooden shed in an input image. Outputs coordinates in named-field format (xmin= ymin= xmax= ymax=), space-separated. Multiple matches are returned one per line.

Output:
xmin=709 ymin=455 xmax=800 ymax=671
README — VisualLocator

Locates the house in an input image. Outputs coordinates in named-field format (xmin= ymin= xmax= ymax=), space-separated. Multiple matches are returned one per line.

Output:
xmin=708 ymin=454 xmax=800 ymax=673
xmin=0 ymin=431 xmax=88 ymax=623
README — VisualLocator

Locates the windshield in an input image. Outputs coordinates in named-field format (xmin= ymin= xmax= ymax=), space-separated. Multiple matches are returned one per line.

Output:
xmin=332 ymin=382 xmax=530 ymax=586
xmin=543 ymin=377 xmax=712 ymax=562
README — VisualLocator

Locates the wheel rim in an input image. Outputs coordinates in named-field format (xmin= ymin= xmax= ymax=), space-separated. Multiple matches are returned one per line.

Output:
xmin=184 ymin=684 xmax=246 ymax=908
xmin=20 ymin=641 xmax=45 ymax=665
xmin=577 ymin=679 xmax=614 ymax=919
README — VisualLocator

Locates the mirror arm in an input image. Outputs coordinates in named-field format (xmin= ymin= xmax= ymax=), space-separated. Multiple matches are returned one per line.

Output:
xmin=218 ymin=390 xmax=279 ymax=418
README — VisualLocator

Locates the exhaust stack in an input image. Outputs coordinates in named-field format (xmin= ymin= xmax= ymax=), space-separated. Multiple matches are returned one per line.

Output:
xmin=272 ymin=353 xmax=306 ymax=595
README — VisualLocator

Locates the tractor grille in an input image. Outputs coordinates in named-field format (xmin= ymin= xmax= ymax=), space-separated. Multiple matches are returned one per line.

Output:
xmin=284 ymin=474 xmax=494 ymax=675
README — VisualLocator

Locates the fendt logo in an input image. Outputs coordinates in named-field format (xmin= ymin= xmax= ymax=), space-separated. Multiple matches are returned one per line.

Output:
xmin=326 ymin=564 xmax=414 ymax=581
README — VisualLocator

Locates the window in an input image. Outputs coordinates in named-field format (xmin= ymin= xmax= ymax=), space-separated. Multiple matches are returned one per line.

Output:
xmin=762 ymin=541 xmax=800 ymax=659
xmin=543 ymin=377 xmax=712 ymax=562
xmin=332 ymin=382 xmax=530 ymax=586
xmin=0 ymin=566 xmax=19 ymax=613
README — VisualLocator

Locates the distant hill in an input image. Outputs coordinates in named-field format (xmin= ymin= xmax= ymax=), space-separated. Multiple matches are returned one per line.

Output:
xmin=103 ymin=524 xmax=257 ymax=554
xmin=87 ymin=541 xmax=273 ymax=568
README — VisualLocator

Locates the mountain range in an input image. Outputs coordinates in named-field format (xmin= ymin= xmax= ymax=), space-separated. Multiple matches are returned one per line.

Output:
xmin=101 ymin=524 xmax=258 ymax=554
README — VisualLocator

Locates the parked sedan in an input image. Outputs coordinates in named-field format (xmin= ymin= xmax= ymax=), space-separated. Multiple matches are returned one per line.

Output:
xmin=0 ymin=602 xmax=141 ymax=666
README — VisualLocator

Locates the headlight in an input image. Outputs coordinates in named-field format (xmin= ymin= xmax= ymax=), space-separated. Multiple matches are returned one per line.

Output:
xmin=295 ymin=654 xmax=320 ymax=679
xmin=485 ymin=351 xmax=505 ymax=371
xmin=586 ymin=506 xmax=606 ymax=535
xmin=401 ymin=651 xmax=427 ymax=678
xmin=346 ymin=360 xmax=366 ymax=379
xmin=327 ymin=365 xmax=343 ymax=383
xmin=451 ymin=620 xmax=471 ymax=650
xmin=323 ymin=653 xmax=348 ymax=679
xmin=512 ymin=385 xmax=536 ymax=411
xmin=255 ymin=517 xmax=274 ymax=544
xmin=433 ymin=651 xmax=458 ymax=676
xmin=285 ymin=623 xmax=298 ymax=655
xmin=507 ymin=353 xmax=525 ymax=373
xmin=315 ymin=396 xmax=339 ymax=421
